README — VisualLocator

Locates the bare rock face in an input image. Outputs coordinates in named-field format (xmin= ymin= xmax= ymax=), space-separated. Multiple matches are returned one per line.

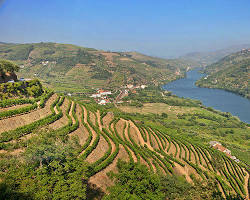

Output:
xmin=0 ymin=72 xmax=18 ymax=83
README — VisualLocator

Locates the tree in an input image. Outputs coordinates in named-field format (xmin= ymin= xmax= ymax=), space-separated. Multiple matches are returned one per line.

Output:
xmin=104 ymin=160 xmax=224 ymax=200
xmin=0 ymin=59 xmax=19 ymax=73
xmin=2 ymin=130 xmax=89 ymax=200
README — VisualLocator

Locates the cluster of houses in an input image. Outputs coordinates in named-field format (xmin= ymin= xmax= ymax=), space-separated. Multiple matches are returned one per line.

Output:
xmin=209 ymin=141 xmax=240 ymax=163
xmin=124 ymin=84 xmax=147 ymax=89
xmin=240 ymin=48 xmax=250 ymax=54
xmin=90 ymin=89 xmax=112 ymax=105
xmin=41 ymin=61 xmax=56 ymax=66
xmin=89 ymin=84 xmax=147 ymax=105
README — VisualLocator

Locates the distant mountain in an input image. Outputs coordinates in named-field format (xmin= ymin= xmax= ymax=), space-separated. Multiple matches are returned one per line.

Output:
xmin=196 ymin=49 xmax=250 ymax=99
xmin=0 ymin=42 xmax=192 ymax=92
xmin=0 ymin=42 xmax=15 ymax=45
xmin=180 ymin=44 xmax=250 ymax=67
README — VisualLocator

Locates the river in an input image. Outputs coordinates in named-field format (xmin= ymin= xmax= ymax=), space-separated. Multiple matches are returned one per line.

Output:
xmin=163 ymin=69 xmax=250 ymax=124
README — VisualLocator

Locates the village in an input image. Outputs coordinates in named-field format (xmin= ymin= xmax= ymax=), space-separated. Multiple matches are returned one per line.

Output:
xmin=88 ymin=84 xmax=147 ymax=105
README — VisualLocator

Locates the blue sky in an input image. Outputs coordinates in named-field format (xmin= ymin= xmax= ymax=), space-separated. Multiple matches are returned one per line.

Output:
xmin=0 ymin=0 xmax=250 ymax=57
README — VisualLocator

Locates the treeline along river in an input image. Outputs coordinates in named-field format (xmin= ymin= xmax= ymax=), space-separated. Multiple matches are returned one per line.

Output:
xmin=163 ymin=69 xmax=250 ymax=124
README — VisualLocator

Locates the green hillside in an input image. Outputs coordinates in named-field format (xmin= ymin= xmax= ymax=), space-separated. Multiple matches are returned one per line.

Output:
xmin=196 ymin=49 xmax=250 ymax=99
xmin=0 ymin=79 xmax=249 ymax=199
xmin=0 ymin=42 xmax=192 ymax=93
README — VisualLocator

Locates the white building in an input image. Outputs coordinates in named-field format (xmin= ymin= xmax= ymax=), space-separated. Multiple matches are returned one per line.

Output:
xmin=100 ymin=91 xmax=112 ymax=96
xmin=126 ymin=84 xmax=134 ymax=89
xmin=209 ymin=141 xmax=221 ymax=147
xmin=230 ymin=156 xmax=237 ymax=160
xmin=223 ymin=149 xmax=231 ymax=155
xmin=90 ymin=94 xmax=101 ymax=98
xmin=98 ymin=99 xmax=110 ymax=105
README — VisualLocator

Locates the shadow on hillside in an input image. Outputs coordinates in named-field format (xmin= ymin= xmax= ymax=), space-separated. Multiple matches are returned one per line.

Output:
xmin=0 ymin=182 xmax=33 ymax=200
xmin=86 ymin=183 xmax=105 ymax=200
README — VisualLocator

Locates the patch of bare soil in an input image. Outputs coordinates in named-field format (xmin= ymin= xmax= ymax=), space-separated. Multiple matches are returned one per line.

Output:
xmin=0 ymin=104 xmax=31 ymax=112
xmin=217 ymin=180 xmax=226 ymax=199
xmin=86 ymin=135 xmax=109 ymax=164
xmin=173 ymin=163 xmax=193 ymax=183
xmin=149 ymin=159 xmax=157 ymax=173
xmin=48 ymin=98 xmax=69 ymax=130
xmin=143 ymin=128 xmax=155 ymax=150
xmin=196 ymin=147 xmax=209 ymax=168
xmin=128 ymin=124 xmax=140 ymax=146
xmin=0 ymin=148 xmax=25 ymax=156
xmin=150 ymin=131 xmax=159 ymax=150
xmin=167 ymin=141 xmax=177 ymax=157
xmin=155 ymin=131 xmax=167 ymax=150
xmin=89 ymin=145 xmax=129 ymax=192
xmin=243 ymin=170 xmax=249 ymax=200
xmin=96 ymin=110 xmax=102 ymax=131
xmin=128 ymin=121 xmax=154 ymax=151
xmin=89 ymin=111 xmax=96 ymax=126
xmin=102 ymin=112 xmax=113 ymax=128
xmin=181 ymin=145 xmax=188 ymax=160
xmin=69 ymin=102 xmax=75 ymax=124
xmin=190 ymin=145 xmax=204 ymax=166
xmin=79 ymin=106 xmax=98 ymax=156
xmin=175 ymin=141 xmax=181 ymax=159
xmin=188 ymin=146 xmax=197 ymax=164
xmin=69 ymin=104 xmax=88 ymax=146
xmin=123 ymin=121 xmax=137 ymax=162
xmin=99 ymin=52 xmax=119 ymax=61
xmin=151 ymin=130 xmax=164 ymax=150
xmin=119 ymin=57 xmax=133 ymax=61
xmin=115 ymin=119 xmax=125 ymax=138
xmin=0 ymin=94 xmax=57 ymax=133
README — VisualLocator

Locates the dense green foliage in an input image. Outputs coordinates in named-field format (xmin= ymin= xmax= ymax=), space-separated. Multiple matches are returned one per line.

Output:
xmin=0 ymin=59 xmax=19 ymax=73
xmin=0 ymin=130 xmax=88 ymax=200
xmin=104 ymin=160 xmax=226 ymax=200
xmin=0 ymin=79 xmax=44 ymax=100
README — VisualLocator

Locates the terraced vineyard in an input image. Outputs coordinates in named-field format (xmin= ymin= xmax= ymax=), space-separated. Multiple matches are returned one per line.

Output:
xmin=0 ymin=91 xmax=249 ymax=199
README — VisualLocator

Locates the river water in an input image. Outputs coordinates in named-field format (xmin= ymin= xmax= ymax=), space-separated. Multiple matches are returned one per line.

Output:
xmin=163 ymin=69 xmax=250 ymax=123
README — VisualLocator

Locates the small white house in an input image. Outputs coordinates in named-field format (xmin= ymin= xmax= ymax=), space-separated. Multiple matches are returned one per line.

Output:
xmin=100 ymin=91 xmax=112 ymax=96
xmin=126 ymin=84 xmax=134 ymax=89
xmin=98 ymin=99 xmax=108 ymax=105
xmin=209 ymin=141 xmax=221 ymax=147
xmin=141 ymin=85 xmax=147 ymax=89
xmin=90 ymin=94 xmax=101 ymax=98
xmin=230 ymin=156 xmax=237 ymax=160
xmin=223 ymin=149 xmax=231 ymax=155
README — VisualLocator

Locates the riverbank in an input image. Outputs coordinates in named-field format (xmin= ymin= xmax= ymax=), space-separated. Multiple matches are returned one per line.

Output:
xmin=163 ymin=69 xmax=250 ymax=124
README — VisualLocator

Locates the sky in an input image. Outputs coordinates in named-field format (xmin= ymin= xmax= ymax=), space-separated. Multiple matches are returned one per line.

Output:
xmin=0 ymin=0 xmax=250 ymax=58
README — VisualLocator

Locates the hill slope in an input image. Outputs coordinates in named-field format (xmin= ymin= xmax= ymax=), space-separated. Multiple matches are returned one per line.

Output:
xmin=180 ymin=44 xmax=250 ymax=67
xmin=0 ymin=42 xmax=192 ymax=92
xmin=0 ymin=81 xmax=249 ymax=199
xmin=196 ymin=49 xmax=250 ymax=99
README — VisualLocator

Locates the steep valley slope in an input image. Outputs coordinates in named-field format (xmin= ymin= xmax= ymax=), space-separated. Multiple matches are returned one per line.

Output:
xmin=0 ymin=42 xmax=192 ymax=93
xmin=196 ymin=49 xmax=250 ymax=99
